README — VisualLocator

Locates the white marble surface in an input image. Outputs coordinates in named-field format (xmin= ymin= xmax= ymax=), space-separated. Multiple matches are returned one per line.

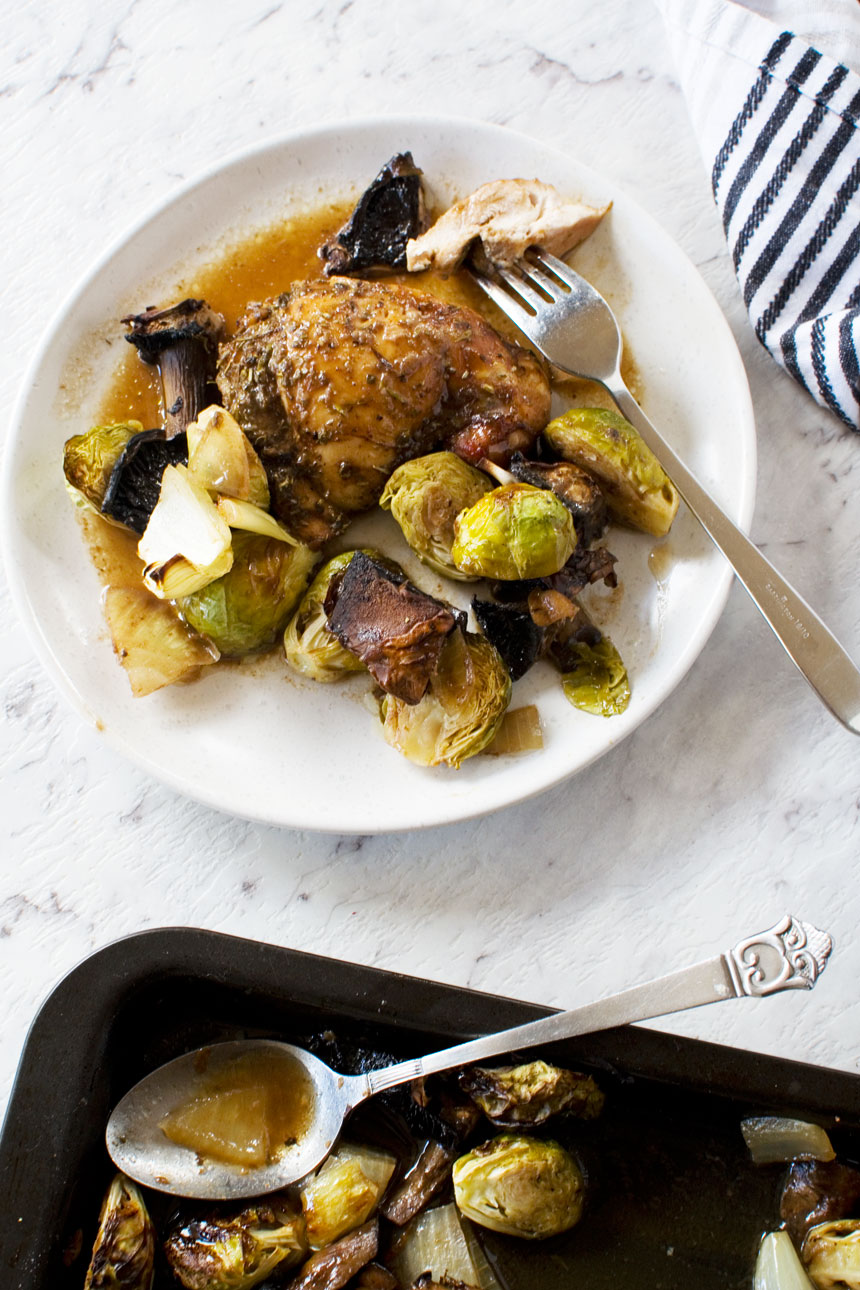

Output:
xmin=2 ymin=0 xmax=860 ymax=1131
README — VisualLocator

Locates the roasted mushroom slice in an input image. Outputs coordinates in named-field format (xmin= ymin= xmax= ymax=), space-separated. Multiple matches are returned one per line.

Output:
xmin=459 ymin=1060 xmax=605 ymax=1127
xmin=290 ymin=1218 xmax=378 ymax=1290
xmin=509 ymin=452 xmax=608 ymax=545
xmin=123 ymin=298 xmax=224 ymax=438
xmin=381 ymin=1140 xmax=458 ymax=1226
xmin=472 ymin=598 xmax=543 ymax=682
xmin=101 ymin=426 xmax=190 ymax=533
xmin=781 ymin=1160 xmax=860 ymax=1248
xmin=324 ymin=552 xmax=461 ymax=704
xmin=321 ymin=152 xmax=428 ymax=275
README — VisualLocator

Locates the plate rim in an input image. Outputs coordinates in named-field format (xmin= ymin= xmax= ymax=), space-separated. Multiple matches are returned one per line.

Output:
xmin=1 ymin=114 xmax=758 ymax=832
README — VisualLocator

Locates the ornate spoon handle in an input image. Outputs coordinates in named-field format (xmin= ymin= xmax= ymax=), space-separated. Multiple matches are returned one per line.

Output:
xmin=365 ymin=916 xmax=832 ymax=1095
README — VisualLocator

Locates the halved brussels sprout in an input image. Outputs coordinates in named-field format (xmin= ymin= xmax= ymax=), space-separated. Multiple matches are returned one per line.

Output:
xmin=284 ymin=552 xmax=370 ymax=682
xmin=164 ymin=1197 xmax=307 ymax=1290
xmin=379 ymin=451 xmax=493 ymax=580
xmin=300 ymin=1143 xmax=396 ymax=1250
xmin=381 ymin=629 xmax=511 ymax=768
xmin=453 ymin=1134 xmax=584 ymax=1240
xmin=451 ymin=482 xmax=576 ymax=581
xmin=179 ymin=532 xmax=317 ymax=657
xmin=543 ymin=407 xmax=679 ymax=537
xmin=63 ymin=421 xmax=142 ymax=511
xmin=560 ymin=636 xmax=630 ymax=717
xmin=460 ymin=1061 xmax=605 ymax=1127
xmin=802 ymin=1219 xmax=860 ymax=1288
xmin=84 ymin=1173 xmax=155 ymax=1290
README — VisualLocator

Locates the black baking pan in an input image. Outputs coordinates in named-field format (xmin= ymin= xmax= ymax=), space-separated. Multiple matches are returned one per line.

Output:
xmin=1 ymin=927 xmax=857 ymax=1289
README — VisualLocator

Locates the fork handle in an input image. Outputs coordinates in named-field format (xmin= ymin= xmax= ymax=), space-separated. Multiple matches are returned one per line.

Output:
xmin=609 ymin=381 xmax=860 ymax=734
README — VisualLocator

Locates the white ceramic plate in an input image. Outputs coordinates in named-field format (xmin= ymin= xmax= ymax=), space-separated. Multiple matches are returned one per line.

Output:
xmin=2 ymin=117 xmax=756 ymax=833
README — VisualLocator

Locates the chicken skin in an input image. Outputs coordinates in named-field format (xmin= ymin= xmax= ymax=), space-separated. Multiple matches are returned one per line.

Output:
xmin=216 ymin=277 xmax=550 ymax=546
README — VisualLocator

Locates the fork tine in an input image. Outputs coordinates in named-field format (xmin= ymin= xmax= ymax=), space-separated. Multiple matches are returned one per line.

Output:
xmin=494 ymin=264 xmax=556 ymax=311
xmin=467 ymin=267 xmax=536 ymax=326
xmin=526 ymin=248 xmax=582 ymax=291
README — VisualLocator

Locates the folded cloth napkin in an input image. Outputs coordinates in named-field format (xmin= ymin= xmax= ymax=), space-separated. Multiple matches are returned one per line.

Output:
xmin=655 ymin=0 xmax=860 ymax=429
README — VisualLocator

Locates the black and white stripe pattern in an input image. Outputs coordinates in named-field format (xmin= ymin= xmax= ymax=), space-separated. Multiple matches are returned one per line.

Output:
xmin=712 ymin=29 xmax=860 ymax=428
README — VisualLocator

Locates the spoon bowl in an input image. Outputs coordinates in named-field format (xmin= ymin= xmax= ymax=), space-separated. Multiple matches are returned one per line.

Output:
xmin=107 ymin=1039 xmax=364 ymax=1200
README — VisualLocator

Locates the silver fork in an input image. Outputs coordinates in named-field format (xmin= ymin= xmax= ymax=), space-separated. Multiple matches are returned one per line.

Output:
xmin=471 ymin=249 xmax=860 ymax=735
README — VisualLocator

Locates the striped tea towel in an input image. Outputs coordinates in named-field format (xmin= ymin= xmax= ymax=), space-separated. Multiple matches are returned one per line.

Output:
xmin=655 ymin=0 xmax=860 ymax=429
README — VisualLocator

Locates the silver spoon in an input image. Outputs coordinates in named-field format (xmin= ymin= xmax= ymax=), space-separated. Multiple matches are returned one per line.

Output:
xmin=107 ymin=914 xmax=831 ymax=1200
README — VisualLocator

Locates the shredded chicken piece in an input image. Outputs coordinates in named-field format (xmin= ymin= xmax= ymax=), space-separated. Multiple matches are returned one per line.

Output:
xmin=406 ymin=178 xmax=609 ymax=274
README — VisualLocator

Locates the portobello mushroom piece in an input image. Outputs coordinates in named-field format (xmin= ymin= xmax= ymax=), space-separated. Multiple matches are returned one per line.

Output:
xmin=552 ymin=544 xmax=618 ymax=594
xmin=509 ymin=452 xmax=608 ymax=545
xmin=321 ymin=152 xmax=428 ymax=276
xmin=780 ymin=1159 xmax=860 ymax=1248
xmin=290 ymin=1219 xmax=378 ymax=1290
xmin=123 ymin=298 xmax=225 ymax=438
xmin=353 ymin=1263 xmax=400 ymax=1290
xmin=487 ymin=544 xmax=617 ymax=608
xmin=380 ymin=1141 xmax=458 ymax=1226
xmin=471 ymin=598 xmax=543 ymax=682
xmin=412 ymin=1279 xmax=476 ymax=1290
xmin=324 ymin=552 xmax=462 ymax=704
xmin=410 ymin=1076 xmax=482 ymax=1141
xmin=101 ymin=427 xmax=189 ymax=533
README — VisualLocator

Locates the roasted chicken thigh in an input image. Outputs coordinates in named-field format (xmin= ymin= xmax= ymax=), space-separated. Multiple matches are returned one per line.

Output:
xmin=217 ymin=277 xmax=550 ymax=545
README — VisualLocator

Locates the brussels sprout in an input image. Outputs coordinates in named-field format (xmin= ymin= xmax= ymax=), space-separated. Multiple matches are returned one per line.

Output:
xmin=64 ymin=421 xmax=142 ymax=511
xmin=84 ymin=1172 xmax=155 ymax=1290
xmin=300 ymin=1143 xmax=396 ymax=1249
xmin=179 ymin=532 xmax=317 ymax=657
xmin=164 ymin=1197 xmax=307 ymax=1290
xmin=284 ymin=552 xmax=370 ymax=681
xmin=460 ymin=1061 xmax=604 ymax=1128
xmin=451 ymin=483 xmax=576 ymax=581
xmin=560 ymin=636 xmax=630 ymax=717
xmin=379 ymin=452 xmax=493 ymax=580
xmin=543 ymin=407 xmax=679 ymax=537
xmin=802 ymin=1219 xmax=860 ymax=1288
xmin=381 ymin=629 xmax=511 ymax=768
xmin=453 ymin=1134 xmax=584 ymax=1240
